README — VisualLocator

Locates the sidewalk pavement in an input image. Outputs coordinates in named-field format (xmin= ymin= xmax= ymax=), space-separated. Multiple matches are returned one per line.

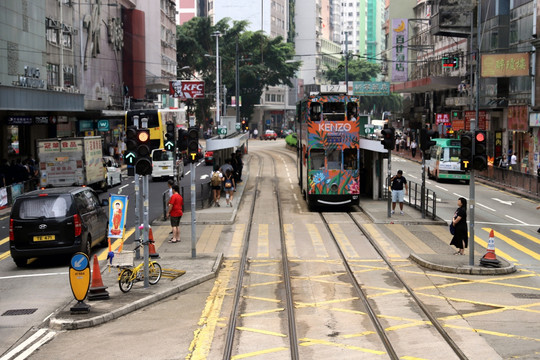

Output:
xmin=47 ymin=152 xmax=514 ymax=330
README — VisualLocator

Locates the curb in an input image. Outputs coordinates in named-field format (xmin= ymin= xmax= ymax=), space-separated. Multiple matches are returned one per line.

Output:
xmin=409 ymin=253 xmax=517 ymax=275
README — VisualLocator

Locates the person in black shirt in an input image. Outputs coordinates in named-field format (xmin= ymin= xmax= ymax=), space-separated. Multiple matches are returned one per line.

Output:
xmin=389 ymin=170 xmax=408 ymax=215
xmin=450 ymin=197 xmax=468 ymax=255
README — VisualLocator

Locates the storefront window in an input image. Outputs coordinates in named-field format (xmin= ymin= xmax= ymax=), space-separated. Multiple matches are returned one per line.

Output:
xmin=7 ymin=126 xmax=19 ymax=155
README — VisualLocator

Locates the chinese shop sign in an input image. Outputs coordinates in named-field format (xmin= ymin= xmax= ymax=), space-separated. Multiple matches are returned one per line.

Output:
xmin=481 ymin=53 xmax=530 ymax=78
xmin=392 ymin=19 xmax=408 ymax=83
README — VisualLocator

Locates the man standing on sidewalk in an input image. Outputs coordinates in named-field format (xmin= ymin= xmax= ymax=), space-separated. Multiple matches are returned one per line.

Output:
xmin=389 ymin=170 xmax=408 ymax=215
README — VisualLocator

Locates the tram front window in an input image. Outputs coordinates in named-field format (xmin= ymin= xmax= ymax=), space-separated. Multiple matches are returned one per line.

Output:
xmin=327 ymin=149 xmax=341 ymax=170
xmin=344 ymin=149 xmax=357 ymax=170
xmin=310 ymin=149 xmax=325 ymax=170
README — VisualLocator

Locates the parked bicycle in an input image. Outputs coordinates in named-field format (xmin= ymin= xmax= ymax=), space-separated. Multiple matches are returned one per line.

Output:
xmin=117 ymin=239 xmax=162 ymax=293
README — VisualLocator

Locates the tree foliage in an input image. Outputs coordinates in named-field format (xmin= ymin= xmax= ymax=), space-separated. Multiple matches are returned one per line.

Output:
xmin=323 ymin=57 xmax=403 ymax=117
xmin=177 ymin=18 xmax=300 ymax=127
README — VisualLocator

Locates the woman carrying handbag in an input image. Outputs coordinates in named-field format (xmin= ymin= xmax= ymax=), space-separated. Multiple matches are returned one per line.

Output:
xmin=450 ymin=197 xmax=468 ymax=255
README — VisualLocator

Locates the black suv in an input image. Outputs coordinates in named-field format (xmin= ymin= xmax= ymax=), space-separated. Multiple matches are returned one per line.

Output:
xmin=9 ymin=187 xmax=109 ymax=267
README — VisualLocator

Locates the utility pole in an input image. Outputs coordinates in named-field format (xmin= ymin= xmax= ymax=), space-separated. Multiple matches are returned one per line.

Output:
xmin=235 ymin=38 xmax=240 ymax=125
xmin=345 ymin=31 xmax=349 ymax=91
xmin=212 ymin=31 xmax=221 ymax=126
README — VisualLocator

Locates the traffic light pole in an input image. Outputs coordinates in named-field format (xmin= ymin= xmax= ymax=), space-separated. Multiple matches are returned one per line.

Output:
xmin=421 ymin=153 xmax=426 ymax=219
xmin=143 ymin=174 xmax=150 ymax=288
xmin=387 ymin=150 xmax=392 ymax=217
xmin=190 ymin=162 xmax=197 ymax=258
xmin=134 ymin=174 xmax=141 ymax=259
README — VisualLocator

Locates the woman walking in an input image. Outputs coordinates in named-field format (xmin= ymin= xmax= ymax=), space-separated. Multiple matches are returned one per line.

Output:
xmin=450 ymin=197 xmax=468 ymax=255
xmin=223 ymin=169 xmax=236 ymax=207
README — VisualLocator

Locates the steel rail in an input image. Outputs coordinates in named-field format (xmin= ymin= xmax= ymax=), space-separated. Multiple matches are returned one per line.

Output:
xmin=347 ymin=213 xmax=469 ymax=360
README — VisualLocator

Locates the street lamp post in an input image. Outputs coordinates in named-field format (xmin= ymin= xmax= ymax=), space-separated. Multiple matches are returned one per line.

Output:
xmin=212 ymin=31 xmax=222 ymax=126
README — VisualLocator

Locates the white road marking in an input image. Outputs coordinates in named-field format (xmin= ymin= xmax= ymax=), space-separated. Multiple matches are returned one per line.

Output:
xmin=505 ymin=215 xmax=528 ymax=225
xmin=0 ymin=272 xmax=68 ymax=280
xmin=476 ymin=202 xmax=496 ymax=212
xmin=435 ymin=185 xmax=449 ymax=191
xmin=492 ymin=198 xmax=515 ymax=206
xmin=200 ymin=174 xmax=209 ymax=180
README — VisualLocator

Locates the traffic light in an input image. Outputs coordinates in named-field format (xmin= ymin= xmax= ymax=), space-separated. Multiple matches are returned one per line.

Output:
xmin=135 ymin=128 xmax=152 ymax=175
xmin=124 ymin=126 xmax=138 ymax=166
xmin=177 ymin=129 xmax=188 ymax=151
xmin=380 ymin=126 xmax=395 ymax=150
xmin=420 ymin=128 xmax=438 ymax=152
xmin=241 ymin=120 xmax=247 ymax=131
xmin=460 ymin=131 xmax=473 ymax=171
xmin=187 ymin=127 xmax=199 ymax=163
xmin=164 ymin=121 xmax=175 ymax=151
xmin=427 ymin=130 xmax=438 ymax=148
xmin=473 ymin=130 xmax=487 ymax=171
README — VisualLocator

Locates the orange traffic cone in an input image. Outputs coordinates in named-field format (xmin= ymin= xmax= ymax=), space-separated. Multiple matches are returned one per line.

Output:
xmin=480 ymin=229 xmax=501 ymax=268
xmin=88 ymin=255 xmax=110 ymax=300
xmin=148 ymin=226 xmax=160 ymax=258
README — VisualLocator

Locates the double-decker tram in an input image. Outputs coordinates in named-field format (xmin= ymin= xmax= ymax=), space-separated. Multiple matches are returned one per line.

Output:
xmin=296 ymin=86 xmax=361 ymax=209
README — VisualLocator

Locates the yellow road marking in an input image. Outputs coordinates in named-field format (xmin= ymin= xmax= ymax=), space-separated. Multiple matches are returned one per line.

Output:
xmin=363 ymin=224 xmax=401 ymax=258
xmin=444 ymin=324 xmax=540 ymax=342
xmin=387 ymin=224 xmax=435 ymax=254
xmin=244 ymin=280 xmax=282 ymax=288
xmin=473 ymin=234 xmax=517 ymax=262
xmin=483 ymin=228 xmax=540 ymax=261
xmin=97 ymin=227 xmax=136 ymax=261
xmin=329 ymin=223 xmax=359 ymax=258
xmin=512 ymin=229 xmax=540 ymax=246
xmin=245 ymin=271 xmax=281 ymax=278
xmin=299 ymin=338 xmax=386 ymax=355
xmin=296 ymin=297 xmax=359 ymax=308
xmin=0 ymin=250 xmax=10 ymax=261
xmin=305 ymin=223 xmax=329 ymax=258
xmin=235 ymin=326 xmax=286 ymax=337
xmin=242 ymin=295 xmax=281 ymax=303
xmin=240 ymin=308 xmax=285 ymax=317
xmin=231 ymin=347 xmax=288 ymax=359
xmin=187 ymin=260 xmax=235 ymax=360
xmin=0 ymin=237 xmax=9 ymax=246
xmin=283 ymin=224 xmax=298 ymax=258
xmin=227 ymin=223 xmax=245 ymax=258
xmin=341 ymin=330 xmax=376 ymax=339
xmin=257 ymin=224 xmax=269 ymax=258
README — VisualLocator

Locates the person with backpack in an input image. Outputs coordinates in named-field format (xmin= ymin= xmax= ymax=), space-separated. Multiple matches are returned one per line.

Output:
xmin=210 ymin=164 xmax=223 ymax=207
xmin=223 ymin=169 xmax=235 ymax=207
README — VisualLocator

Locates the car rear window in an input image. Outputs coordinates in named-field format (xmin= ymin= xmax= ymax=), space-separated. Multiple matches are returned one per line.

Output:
xmin=152 ymin=150 xmax=173 ymax=161
xmin=17 ymin=195 xmax=72 ymax=219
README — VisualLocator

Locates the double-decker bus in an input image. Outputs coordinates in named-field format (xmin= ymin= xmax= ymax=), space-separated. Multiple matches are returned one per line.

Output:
xmin=426 ymin=138 xmax=470 ymax=183
xmin=296 ymin=89 xmax=361 ymax=208
xmin=125 ymin=109 xmax=186 ymax=151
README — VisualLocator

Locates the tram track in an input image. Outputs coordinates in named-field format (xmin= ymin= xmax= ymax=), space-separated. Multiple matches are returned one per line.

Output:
xmin=222 ymin=151 xmax=299 ymax=360
xmin=319 ymin=211 xmax=468 ymax=360
xmin=222 ymin=146 xmax=469 ymax=359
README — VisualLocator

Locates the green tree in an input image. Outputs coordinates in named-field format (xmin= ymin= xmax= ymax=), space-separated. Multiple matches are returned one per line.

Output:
xmin=176 ymin=18 xmax=300 ymax=128
xmin=323 ymin=57 xmax=402 ymax=117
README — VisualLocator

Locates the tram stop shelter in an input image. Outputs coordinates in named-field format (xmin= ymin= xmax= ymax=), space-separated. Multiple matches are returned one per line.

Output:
xmin=206 ymin=116 xmax=249 ymax=167
xmin=360 ymin=137 xmax=390 ymax=200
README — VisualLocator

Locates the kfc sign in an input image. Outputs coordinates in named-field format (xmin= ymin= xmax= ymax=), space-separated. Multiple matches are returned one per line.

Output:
xmin=170 ymin=80 xmax=205 ymax=99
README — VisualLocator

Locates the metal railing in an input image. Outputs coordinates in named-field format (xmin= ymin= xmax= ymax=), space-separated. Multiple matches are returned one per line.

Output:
xmin=162 ymin=180 xmax=213 ymax=220
xmin=384 ymin=179 xmax=438 ymax=220
xmin=477 ymin=166 xmax=540 ymax=198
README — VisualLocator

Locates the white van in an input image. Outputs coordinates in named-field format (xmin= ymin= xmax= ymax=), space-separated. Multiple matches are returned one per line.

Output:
xmin=150 ymin=149 xmax=183 ymax=181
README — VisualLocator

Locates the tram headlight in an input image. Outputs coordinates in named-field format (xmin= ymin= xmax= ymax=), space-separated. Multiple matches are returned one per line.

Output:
xmin=330 ymin=183 xmax=339 ymax=193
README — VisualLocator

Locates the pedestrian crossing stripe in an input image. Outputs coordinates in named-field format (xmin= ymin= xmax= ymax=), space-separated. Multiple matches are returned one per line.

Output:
xmin=305 ymin=223 xmax=329 ymax=258
xmin=283 ymin=224 xmax=297 ymax=258
xmin=482 ymin=228 xmax=540 ymax=261
xmin=362 ymin=224 xmax=401 ymax=259
xmin=511 ymin=229 xmax=540 ymax=246
xmin=328 ymin=224 xmax=359 ymax=258
xmin=386 ymin=224 xmax=435 ymax=255
xmin=257 ymin=224 xmax=269 ymax=258
xmin=227 ymin=223 xmax=245 ymax=258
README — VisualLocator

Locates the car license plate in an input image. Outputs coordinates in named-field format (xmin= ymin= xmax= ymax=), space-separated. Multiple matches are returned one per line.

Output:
xmin=34 ymin=235 xmax=55 ymax=242
xmin=162 ymin=166 xmax=169 ymax=170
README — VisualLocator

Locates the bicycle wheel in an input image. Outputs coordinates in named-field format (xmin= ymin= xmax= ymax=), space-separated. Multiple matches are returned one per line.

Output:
xmin=148 ymin=262 xmax=162 ymax=285
xmin=119 ymin=269 xmax=134 ymax=293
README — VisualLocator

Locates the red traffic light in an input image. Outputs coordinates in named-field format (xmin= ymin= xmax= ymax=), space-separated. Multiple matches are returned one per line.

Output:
xmin=475 ymin=132 xmax=485 ymax=142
